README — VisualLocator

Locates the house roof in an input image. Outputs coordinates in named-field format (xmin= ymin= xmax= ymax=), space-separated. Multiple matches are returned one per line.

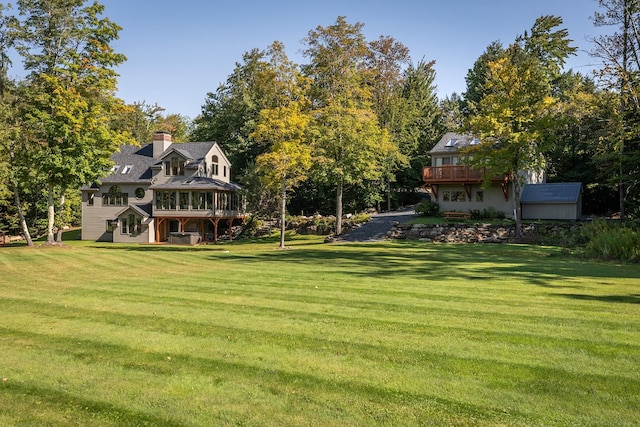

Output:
xmin=149 ymin=176 xmax=242 ymax=192
xmin=100 ymin=144 xmax=156 ymax=184
xmin=114 ymin=203 xmax=153 ymax=218
xmin=99 ymin=141 xmax=221 ymax=184
xmin=521 ymin=183 xmax=582 ymax=204
xmin=430 ymin=132 xmax=481 ymax=155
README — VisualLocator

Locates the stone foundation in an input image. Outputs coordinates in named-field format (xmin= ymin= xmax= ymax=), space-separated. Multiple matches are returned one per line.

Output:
xmin=388 ymin=222 xmax=583 ymax=244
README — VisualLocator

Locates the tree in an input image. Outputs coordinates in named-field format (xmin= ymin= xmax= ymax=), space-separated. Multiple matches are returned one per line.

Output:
xmin=249 ymin=42 xmax=312 ymax=248
xmin=463 ymin=41 xmax=505 ymax=116
xmin=393 ymin=60 xmax=442 ymax=195
xmin=465 ymin=16 xmax=576 ymax=236
xmin=13 ymin=0 xmax=132 ymax=244
xmin=544 ymin=71 xmax=620 ymax=214
xmin=590 ymin=0 xmax=640 ymax=218
xmin=252 ymin=102 xmax=311 ymax=248
xmin=0 ymin=4 xmax=34 ymax=245
xmin=303 ymin=17 xmax=402 ymax=235
xmin=440 ymin=92 xmax=464 ymax=131
xmin=191 ymin=44 xmax=284 ymax=178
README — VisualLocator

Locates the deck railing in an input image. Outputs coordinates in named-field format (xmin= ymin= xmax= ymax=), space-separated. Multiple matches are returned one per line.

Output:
xmin=422 ymin=165 xmax=504 ymax=183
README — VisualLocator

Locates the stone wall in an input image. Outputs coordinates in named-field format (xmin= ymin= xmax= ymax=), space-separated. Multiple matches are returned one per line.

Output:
xmin=388 ymin=222 xmax=583 ymax=243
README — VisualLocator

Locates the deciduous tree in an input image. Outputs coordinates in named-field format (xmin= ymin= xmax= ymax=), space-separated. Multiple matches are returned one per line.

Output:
xmin=13 ymin=0 xmax=131 ymax=244
xmin=303 ymin=17 xmax=402 ymax=235
xmin=465 ymin=16 xmax=575 ymax=236
xmin=590 ymin=0 xmax=640 ymax=218
xmin=250 ymin=43 xmax=312 ymax=248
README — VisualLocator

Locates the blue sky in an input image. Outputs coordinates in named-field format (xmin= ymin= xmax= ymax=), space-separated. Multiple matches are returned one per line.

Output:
xmin=97 ymin=0 xmax=605 ymax=119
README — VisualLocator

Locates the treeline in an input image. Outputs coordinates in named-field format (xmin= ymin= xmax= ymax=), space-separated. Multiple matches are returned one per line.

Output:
xmin=1 ymin=1 xmax=640 ymax=243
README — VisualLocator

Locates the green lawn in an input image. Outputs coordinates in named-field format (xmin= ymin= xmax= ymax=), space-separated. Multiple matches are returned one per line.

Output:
xmin=1 ymin=236 xmax=639 ymax=426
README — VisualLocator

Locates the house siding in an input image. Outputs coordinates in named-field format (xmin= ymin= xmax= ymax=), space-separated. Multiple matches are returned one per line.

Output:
xmin=435 ymin=183 xmax=514 ymax=218
xmin=522 ymin=203 xmax=580 ymax=220
xmin=82 ymin=134 xmax=244 ymax=243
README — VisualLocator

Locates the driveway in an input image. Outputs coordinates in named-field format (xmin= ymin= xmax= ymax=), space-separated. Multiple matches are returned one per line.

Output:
xmin=333 ymin=208 xmax=418 ymax=242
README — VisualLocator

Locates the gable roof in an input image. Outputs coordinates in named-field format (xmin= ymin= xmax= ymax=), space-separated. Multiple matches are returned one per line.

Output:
xmin=115 ymin=203 xmax=153 ymax=218
xmin=521 ymin=183 xmax=582 ymax=204
xmin=430 ymin=132 xmax=480 ymax=155
xmin=100 ymin=141 xmax=224 ymax=184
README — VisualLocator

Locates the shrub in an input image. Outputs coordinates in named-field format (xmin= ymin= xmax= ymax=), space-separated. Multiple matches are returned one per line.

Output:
xmin=578 ymin=220 xmax=640 ymax=263
xmin=468 ymin=207 xmax=506 ymax=221
xmin=415 ymin=200 xmax=440 ymax=216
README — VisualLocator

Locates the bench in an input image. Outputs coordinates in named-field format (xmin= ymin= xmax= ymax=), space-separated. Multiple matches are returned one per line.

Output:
xmin=444 ymin=211 xmax=470 ymax=221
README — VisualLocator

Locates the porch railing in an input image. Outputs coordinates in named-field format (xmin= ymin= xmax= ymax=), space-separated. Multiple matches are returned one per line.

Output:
xmin=422 ymin=165 xmax=504 ymax=183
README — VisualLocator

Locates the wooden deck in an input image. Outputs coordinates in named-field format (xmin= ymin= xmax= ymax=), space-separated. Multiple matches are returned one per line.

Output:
xmin=422 ymin=165 xmax=505 ymax=183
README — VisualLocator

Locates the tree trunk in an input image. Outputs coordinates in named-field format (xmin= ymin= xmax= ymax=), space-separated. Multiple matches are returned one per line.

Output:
xmin=387 ymin=180 xmax=391 ymax=212
xmin=336 ymin=179 xmax=343 ymax=236
xmin=513 ymin=180 xmax=523 ymax=238
xmin=46 ymin=183 xmax=55 ymax=245
xmin=56 ymin=193 xmax=65 ymax=243
xmin=11 ymin=180 xmax=34 ymax=246
xmin=279 ymin=176 xmax=286 ymax=249
xmin=8 ymin=141 xmax=34 ymax=246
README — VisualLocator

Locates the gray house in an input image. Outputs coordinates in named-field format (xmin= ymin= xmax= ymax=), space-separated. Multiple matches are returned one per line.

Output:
xmin=81 ymin=132 xmax=246 ymax=243
xmin=521 ymin=183 xmax=582 ymax=220
xmin=423 ymin=132 xmax=544 ymax=218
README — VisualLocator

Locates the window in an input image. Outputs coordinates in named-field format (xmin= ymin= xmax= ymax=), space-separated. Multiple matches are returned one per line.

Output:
xmin=223 ymin=165 xmax=227 ymax=177
xmin=121 ymin=164 xmax=133 ymax=174
xmin=121 ymin=214 xmax=141 ymax=235
xmin=192 ymin=192 xmax=206 ymax=210
xmin=110 ymin=164 xmax=120 ymax=174
xmin=211 ymin=155 xmax=219 ymax=176
xmin=442 ymin=190 xmax=466 ymax=202
xmin=476 ymin=191 xmax=484 ymax=202
xmin=102 ymin=186 xmax=128 ymax=206
xmin=155 ymin=191 xmax=177 ymax=210
xmin=435 ymin=156 xmax=459 ymax=167
xmin=88 ymin=193 xmax=94 ymax=206
xmin=451 ymin=191 xmax=466 ymax=202
xmin=165 ymin=157 xmax=185 ymax=176
xmin=106 ymin=219 xmax=117 ymax=233
xmin=135 ymin=187 xmax=145 ymax=199
xmin=179 ymin=192 xmax=189 ymax=210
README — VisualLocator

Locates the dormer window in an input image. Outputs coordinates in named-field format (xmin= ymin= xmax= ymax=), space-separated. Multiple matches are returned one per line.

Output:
xmin=111 ymin=164 xmax=120 ymax=174
xmin=164 ymin=156 xmax=185 ymax=176
xmin=445 ymin=139 xmax=457 ymax=147
xmin=470 ymin=138 xmax=480 ymax=145
xmin=121 ymin=164 xmax=133 ymax=174
xmin=211 ymin=155 xmax=219 ymax=176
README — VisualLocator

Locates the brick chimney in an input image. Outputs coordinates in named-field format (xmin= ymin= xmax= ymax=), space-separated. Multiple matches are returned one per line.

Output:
xmin=152 ymin=131 xmax=172 ymax=158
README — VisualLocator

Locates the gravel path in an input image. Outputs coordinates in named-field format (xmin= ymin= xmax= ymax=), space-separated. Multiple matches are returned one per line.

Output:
xmin=333 ymin=209 xmax=418 ymax=242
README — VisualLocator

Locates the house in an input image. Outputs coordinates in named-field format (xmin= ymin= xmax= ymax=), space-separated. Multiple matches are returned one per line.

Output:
xmin=81 ymin=132 xmax=246 ymax=243
xmin=422 ymin=132 xmax=545 ymax=218
xmin=521 ymin=182 xmax=582 ymax=220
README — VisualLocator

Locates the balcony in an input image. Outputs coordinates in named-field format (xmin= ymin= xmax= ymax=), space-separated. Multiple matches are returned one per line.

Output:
xmin=422 ymin=165 xmax=505 ymax=184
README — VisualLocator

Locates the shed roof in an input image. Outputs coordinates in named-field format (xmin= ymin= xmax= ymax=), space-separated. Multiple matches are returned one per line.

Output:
xmin=149 ymin=176 xmax=242 ymax=192
xmin=520 ymin=183 xmax=582 ymax=204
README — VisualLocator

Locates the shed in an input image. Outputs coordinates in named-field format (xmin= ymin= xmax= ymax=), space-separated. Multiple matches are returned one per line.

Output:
xmin=521 ymin=183 xmax=582 ymax=220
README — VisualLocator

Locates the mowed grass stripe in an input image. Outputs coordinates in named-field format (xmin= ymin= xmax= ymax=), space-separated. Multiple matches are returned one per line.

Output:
xmin=1 ymin=237 xmax=640 ymax=425
xmin=3 ymin=312 xmax=638 ymax=425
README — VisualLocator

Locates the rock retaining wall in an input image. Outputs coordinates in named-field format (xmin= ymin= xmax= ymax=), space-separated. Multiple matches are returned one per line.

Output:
xmin=388 ymin=222 xmax=583 ymax=243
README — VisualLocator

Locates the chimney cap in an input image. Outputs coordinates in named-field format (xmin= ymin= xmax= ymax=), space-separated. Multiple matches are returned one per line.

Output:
xmin=152 ymin=131 xmax=172 ymax=141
